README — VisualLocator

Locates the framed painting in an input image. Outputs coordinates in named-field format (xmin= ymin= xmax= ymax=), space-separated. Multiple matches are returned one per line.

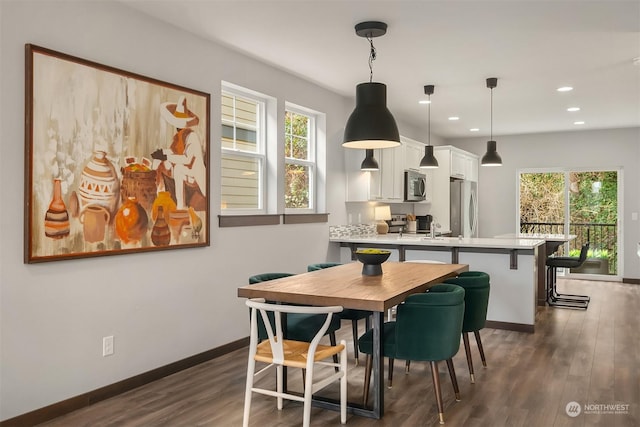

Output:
xmin=25 ymin=44 xmax=210 ymax=263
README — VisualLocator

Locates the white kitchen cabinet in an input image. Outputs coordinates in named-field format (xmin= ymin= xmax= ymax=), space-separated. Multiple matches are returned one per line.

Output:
xmin=435 ymin=146 xmax=478 ymax=182
xmin=403 ymin=136 xmax=424 ymax=171
xmin=345 ymin=136 xmax=427 ymax=203
xmin=370 ymin=147 xmax=403 ymax=202
xmin=344 ymin=148 xmax=372 ymax=202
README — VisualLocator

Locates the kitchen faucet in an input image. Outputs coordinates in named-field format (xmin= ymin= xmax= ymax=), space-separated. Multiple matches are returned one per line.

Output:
xmin=430 ymin=221 xmax=441 ymax=239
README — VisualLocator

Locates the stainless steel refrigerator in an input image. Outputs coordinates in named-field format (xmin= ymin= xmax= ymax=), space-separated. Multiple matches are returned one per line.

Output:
xmin=450 ymin=179 xmax=478 ymax=237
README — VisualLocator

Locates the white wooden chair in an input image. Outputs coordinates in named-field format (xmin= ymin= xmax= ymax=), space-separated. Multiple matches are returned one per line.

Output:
xmin=243 ymin=298 xmax=348 ymax=427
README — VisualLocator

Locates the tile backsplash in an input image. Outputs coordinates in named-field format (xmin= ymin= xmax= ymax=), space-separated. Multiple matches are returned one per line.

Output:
xmin=329 ymin=224 xmax=376 ymax=238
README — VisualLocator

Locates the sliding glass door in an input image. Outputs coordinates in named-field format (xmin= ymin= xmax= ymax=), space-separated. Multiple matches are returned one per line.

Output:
xmin=519 ymin=169 xmax=620 ymax=277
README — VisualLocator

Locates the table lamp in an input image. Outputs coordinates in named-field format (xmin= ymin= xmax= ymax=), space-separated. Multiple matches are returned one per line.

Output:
xmin=374 ymin=206 xmax=391 ymax=234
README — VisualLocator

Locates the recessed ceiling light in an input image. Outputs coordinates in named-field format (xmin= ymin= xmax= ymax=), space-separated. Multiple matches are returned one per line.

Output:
xmin=448 ymin=116 xmax=459 ymax=121
xmin=418 ymin=100 xmax=431 ymax=105
xmin=557 ymin=86 xmax=573 ymax=92
xmin=469 ymin=128 xmax=480 ymax=132
xmin=567 ymin=107 xmax=581 ymax=112
xmin=574 ymin=121 xmax=585 ymax=125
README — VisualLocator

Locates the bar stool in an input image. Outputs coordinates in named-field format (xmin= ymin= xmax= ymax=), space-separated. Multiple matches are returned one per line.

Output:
xmin=546 ymin=243 xmax=590 ymax=309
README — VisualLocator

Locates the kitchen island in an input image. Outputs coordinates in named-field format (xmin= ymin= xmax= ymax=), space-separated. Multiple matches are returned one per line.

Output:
xmin=330 ymin=235 xmax=545 ymax=332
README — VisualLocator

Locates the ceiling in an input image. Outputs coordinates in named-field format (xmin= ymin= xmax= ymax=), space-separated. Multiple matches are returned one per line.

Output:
xmin=121 ymin=0 xmax=640 ymax=139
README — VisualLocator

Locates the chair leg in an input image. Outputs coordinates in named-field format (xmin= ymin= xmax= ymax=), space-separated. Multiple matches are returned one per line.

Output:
xmin=242 ymin=357 xmax=256 ymax=427
xmin=405 ymin=360 xmax=411 ymax=374
xmin=547 ymin=265 xmax=590 ymax=306
xmin=340 ymin=341 xmax=348 ymax=424
xmin=388 ymin=358 xmax=394 ymax=388
xmin=430 ymin=361 xmax=445 ymax=425
xmin=302 ymin=361 xmax=314 ymax=427
xmin=474 ymin=330 xmax=487 ymax=368
xmin=277 ymin=365 xmax=284 ymax=410
xmin=330 ymin=332 xmax=339 ymax=372
xmin=351 ymin=319 xmax=360 ymax=365
xmin=462 ymin=332 xmax=475 ymax=383
xmin=363 ymin=354 xmax=372 ymax=407
xmin=446 ymin=358 xmax=461 ymax=401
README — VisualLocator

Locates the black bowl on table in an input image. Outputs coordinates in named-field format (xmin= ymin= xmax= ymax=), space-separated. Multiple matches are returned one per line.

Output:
xmin=355 ymin=249 xmax=391 ymax=276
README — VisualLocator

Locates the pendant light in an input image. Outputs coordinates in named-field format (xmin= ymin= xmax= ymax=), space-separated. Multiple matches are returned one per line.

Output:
xmin=481 ymin=77 xmax=503 ymax=166
xmin=360 ymin=149 xmax=379 ymax=171
xmin=419 ymin=84 xmax=439 ymax=169
xmin=343 ymin=21 xmax=400 ymax=149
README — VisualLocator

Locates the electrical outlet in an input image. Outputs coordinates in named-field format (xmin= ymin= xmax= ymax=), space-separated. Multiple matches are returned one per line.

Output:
xmin=102 ymin=336 xmax=114 ymax=357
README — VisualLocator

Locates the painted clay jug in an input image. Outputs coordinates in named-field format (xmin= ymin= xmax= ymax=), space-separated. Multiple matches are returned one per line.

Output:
xmin=80 ymin=204 xmax=110 ymax=243
xmin=151 ymin=206 xmax=171 ymax=246
xmin=152 ymin=191 xmax=177 ymax=222
xmin=44 ymin=178 xmax=70 ymax=239
xmin=115 ymin=197 xmax=148 ymax=244
xmin=78 ymin=150 xmax=119 ymax=216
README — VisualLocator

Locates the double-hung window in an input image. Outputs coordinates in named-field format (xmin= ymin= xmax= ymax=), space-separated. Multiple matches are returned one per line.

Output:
xmin=284 ymin=104 xmax=316 ymax=212
xmin=221 ymin=84 xmax=266 ymax=213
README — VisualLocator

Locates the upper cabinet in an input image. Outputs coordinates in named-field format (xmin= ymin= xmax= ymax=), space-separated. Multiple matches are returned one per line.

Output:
xmin=344 ymin=136 xmax=429 ymax=203
xmin=403 ymin=137 xmax=424 ymax=172
xmin=435 ymin=145 xmax=479 ymax=182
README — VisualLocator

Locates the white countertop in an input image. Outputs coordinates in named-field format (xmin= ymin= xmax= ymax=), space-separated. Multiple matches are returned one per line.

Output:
xmin=330 ymin=235 xmax=544 ymax=250
xmin=494 ymin=233 xmax=576 ymax=242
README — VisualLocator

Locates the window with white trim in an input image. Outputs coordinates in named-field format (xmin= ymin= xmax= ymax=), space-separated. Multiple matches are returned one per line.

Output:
xmin=284 ymin=105 xmax=316 ymax=212
xmin=221 ymin=84 xmax=266 ymax=213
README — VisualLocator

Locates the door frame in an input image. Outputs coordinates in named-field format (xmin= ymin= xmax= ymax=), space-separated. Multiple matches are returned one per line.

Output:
xmin=516 ymin=166 xmax=623 ymax=281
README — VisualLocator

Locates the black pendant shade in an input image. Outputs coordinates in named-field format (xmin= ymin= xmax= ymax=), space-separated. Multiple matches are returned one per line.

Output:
xmin=419 ymin=84 xmax=438 ymax=169
xmin=343 ymin=82 xmax=401 ymax=149
xmin=481 ymin=140 xmax=502 ymax=166
xmin=481 ymin=77 xmax=503 ymax=167
xmin=420 ymin=145 xmax=439 ymax=169
xmin=360 ymin=149 xmax=380 ymax=171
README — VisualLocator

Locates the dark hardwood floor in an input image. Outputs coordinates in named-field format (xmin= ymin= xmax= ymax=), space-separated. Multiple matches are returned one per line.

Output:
xmin=39 ymin=279 xmax=639 ymax=426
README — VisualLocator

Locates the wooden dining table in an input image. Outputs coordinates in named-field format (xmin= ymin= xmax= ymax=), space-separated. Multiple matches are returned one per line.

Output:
xmin=237 ymin=261 xmax=468 ymax=419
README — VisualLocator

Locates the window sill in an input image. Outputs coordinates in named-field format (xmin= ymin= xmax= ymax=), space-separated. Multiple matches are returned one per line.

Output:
xmin=283 ymin=213 xmax=329 ymax=224
xmin=218 ymin=213 xmax=329 ymax=227
xmin=218 ymin=214 xmax=280 ymax=227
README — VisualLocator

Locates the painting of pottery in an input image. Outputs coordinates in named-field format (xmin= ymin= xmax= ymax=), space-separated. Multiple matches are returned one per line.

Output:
xmin=24 ymin=44 xmax=210 ymax=263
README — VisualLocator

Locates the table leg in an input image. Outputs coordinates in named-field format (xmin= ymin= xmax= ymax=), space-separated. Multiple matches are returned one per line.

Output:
xmin=310 ymin=311 xmax=384 ymax=419
xmin=372 ymin=310 xmax=384 ymax=418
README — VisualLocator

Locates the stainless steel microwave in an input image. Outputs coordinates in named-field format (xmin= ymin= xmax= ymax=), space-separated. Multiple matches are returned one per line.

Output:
xmin=404 ymin=170 xmax=426 ymax=202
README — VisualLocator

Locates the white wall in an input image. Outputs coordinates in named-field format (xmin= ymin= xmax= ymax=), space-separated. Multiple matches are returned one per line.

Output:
xmin=0 ymin=0 xmax=386 ymax=420
xmin=448 ymin=127 xmax=640 ymax=280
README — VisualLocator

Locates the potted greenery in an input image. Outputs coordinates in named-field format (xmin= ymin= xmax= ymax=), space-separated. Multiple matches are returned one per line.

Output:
xmin=569 ymin=248 xmax=610 ymax=275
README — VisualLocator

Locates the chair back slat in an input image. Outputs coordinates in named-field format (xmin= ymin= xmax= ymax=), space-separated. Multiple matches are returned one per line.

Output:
xmin=247 ymin=299 xmax=343 ymax=366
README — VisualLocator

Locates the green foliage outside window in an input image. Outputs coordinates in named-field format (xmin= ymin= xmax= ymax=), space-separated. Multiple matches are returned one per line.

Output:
xmin=520 ymin=171 xmax=618 ymax=274
xmin=285 ymin=111 xmax=311 ymax=209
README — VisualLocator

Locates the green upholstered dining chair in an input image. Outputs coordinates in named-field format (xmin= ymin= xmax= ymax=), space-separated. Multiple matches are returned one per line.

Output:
xmin=307 ymin=263 xmax=372 ymax=365
xmin=358 ymin=284 xmax=465 ymax=424
xmin=443 ymin=271 xmax=490 ymax=384
xmin=307 ymin=262 xmax=342 ymax=271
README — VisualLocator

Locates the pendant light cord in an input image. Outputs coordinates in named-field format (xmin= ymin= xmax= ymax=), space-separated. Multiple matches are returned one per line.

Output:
xmin=428 ymin=94 xmax=431 ymax=146
xmin=368 ymin=36 xmax=376 ymax=83
xmin=490 ymin=87 xmax=493 ymax=140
